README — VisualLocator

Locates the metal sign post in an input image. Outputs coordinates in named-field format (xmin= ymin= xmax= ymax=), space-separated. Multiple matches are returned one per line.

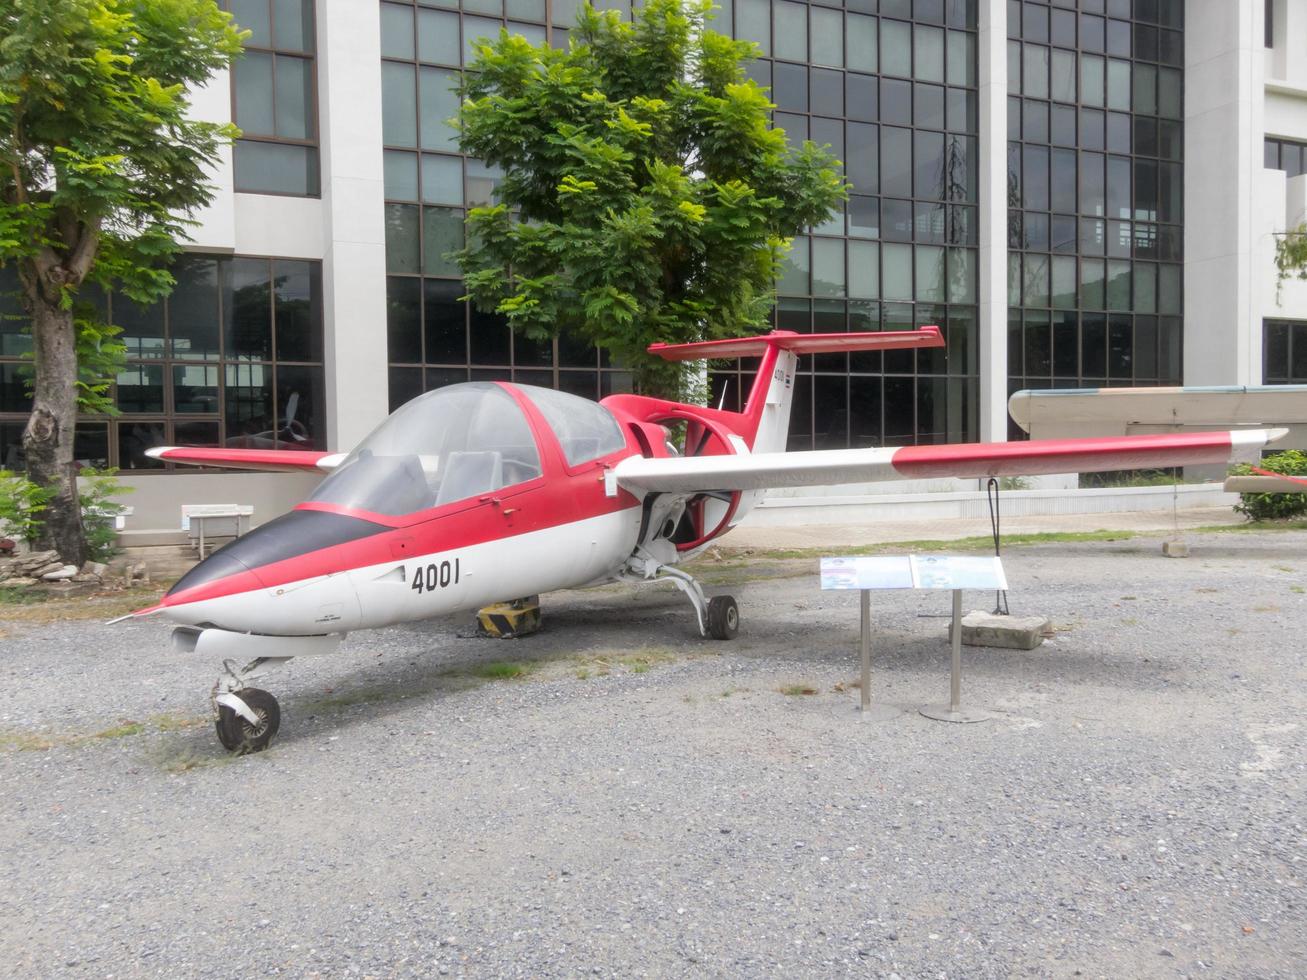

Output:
xmin=918 ymin=588 xmax=992 ymax=724
xmin=821 ymin=555 xmax=1006 ymax=725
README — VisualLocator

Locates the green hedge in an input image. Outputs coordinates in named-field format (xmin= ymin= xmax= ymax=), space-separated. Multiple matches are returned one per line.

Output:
xmin=1231 ymin=449 xmax=1307 ymax=521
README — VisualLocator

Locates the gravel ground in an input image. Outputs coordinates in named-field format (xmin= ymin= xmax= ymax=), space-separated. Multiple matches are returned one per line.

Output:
xmin=1 ymin=527 xmax=1305 ymax=979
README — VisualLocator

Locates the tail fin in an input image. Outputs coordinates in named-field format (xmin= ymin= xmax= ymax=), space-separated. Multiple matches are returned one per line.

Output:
xmin=647 ymin=327 xmax=944 ymax=453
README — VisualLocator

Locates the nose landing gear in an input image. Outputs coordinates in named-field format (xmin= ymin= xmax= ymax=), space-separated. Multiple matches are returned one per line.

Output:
xmin=215 ymin=687 xmax=280 ymax=753
xmin=211 ymin=656 xmax=292 ymax=754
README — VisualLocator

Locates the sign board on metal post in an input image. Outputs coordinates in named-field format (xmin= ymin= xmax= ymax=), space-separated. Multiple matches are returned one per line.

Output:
xmin=820 ymin=555 xmax=1008 ymax=724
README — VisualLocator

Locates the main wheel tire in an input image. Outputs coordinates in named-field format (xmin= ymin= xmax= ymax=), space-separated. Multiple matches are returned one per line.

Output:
xmin=214 ymin=688 xmax=281 ymax=754
xmin=706 ymin=595 xmax=739 ymax=640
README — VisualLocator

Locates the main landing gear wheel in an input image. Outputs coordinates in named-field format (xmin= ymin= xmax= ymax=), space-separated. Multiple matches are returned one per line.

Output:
xmin=707 ymin=595 xmax=739 ymax=640
xmin=215 ymin=688 xmax=281 ymax=754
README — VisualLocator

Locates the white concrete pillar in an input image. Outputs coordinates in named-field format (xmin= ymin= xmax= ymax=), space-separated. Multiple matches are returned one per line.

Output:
xmin=1183 ymin=0 xmax=1262 ymax=386
xmin=317 ymin=0 xmax=391 ymax=452
xmin=977 ymin=0 xmax=1008 ymax=441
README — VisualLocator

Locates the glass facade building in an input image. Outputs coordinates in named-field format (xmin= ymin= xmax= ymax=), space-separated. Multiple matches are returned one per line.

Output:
xmin=1006 ymin=0 xmax=1184 ymax=437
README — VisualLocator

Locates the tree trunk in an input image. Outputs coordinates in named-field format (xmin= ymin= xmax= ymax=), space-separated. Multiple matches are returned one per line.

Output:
xmin=23 ymin=297 xmax=87 ymax=567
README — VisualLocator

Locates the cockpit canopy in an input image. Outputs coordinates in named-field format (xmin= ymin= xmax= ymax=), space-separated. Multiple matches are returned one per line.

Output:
xmin=306 ymin=382 xmax=627 ymax=516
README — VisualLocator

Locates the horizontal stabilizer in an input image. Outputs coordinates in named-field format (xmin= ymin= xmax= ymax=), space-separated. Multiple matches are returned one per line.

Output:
xmin=647 ymin=327 xmax=943 ymax=362
xmin=145 ymin=446 xmax=344 ymax=473
xmin=612 ymin=429 xmax=1287 ymax=495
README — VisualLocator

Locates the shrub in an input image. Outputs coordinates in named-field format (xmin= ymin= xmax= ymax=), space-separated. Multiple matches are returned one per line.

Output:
xmin=78 ymin=468 xmax=132 ymax=563
xmin=0 ymin=470 xmax=54 ymax=545
xmin=1231 ymin=450 xmax=1307 ymax=521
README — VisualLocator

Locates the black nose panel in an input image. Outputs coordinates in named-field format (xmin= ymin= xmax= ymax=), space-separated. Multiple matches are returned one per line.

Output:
xmin=166 ymin=510 xmax=388 ymax=597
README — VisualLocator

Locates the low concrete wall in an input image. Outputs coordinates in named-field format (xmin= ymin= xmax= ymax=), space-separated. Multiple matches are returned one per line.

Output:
xmin=105 ymin=471 xmax=323 ymax=543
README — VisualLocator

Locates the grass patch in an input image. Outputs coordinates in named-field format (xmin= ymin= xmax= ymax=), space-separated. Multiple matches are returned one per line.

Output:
xmin=94 ymin=721 xmax=145 ymax=740
xmin=471 ymin=660 xmax=533 ymax=680
xmin=778 ymin=683 xmax=819 ymax=696
xmin=1291 ymin=585 xmax=1305 ymax=595
xmin=0 ymin=586 xmax=164 ymax=623
xmin=571 ymin=645 xmax=681 ymax=677
xmin=0 ymin=586 xmax=54 ymax=605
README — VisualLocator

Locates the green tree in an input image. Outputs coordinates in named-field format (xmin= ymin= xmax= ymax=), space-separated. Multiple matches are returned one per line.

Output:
xmin=0 ymin=0 xmax=243 ymax=564
xmin=455 ymin=0 xmax=847 ymax=398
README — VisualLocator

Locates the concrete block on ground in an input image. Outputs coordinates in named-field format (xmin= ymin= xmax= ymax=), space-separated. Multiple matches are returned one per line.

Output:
xmin=950 ymin=611 xmax=1050 ymax=650
xmin=1163 ymin=540 xmax=1190 ymax=558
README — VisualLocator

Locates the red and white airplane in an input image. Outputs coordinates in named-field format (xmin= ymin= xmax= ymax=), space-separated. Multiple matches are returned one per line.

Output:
xmin=123 ymin=327 xmax=1284 ymax=752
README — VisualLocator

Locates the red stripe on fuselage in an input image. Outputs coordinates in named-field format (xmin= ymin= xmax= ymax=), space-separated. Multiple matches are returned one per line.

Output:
xmin=164 ymin=383 xmax=645 ymax=608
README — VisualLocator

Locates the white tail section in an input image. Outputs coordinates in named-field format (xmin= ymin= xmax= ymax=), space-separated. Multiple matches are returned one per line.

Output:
xmin=750 ymin=349 xmax=798 ymax=454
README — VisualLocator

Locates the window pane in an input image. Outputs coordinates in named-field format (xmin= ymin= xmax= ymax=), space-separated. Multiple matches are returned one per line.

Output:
xmin=779 ymin=237 xmax=810 ymax=294
xmin=225 ymin=362 xmax=275 ymax=442
xmin=273 ymin=0 xmax=315 ymax=51
xmin=0 ymin=364 xmax=31 ymax=413
xmin=737 ymin=0 xmax=770 ymax=55
xmin=117 ymin=421 xmax=164 ymax=469
xmin=948 ymin=248 xmax=975 ymax=302
xmin=229 ymin=0 xmax=271 ymax=46
xmin=384 ymin=203 xmax=421 ymax=274
xmin=1080 ymin=54 xmax=1105 ymax=107
xmin=422 ymin=206 xmax=464 ymax=276
xmin=380 ymin=2 xmax=415 ymax=59
xmin=881 ymin=126 xmax=912 ymax=197
xmin=1080 ymin=257 xmax=1105 ymax=309
xmin=849 ymin=194 xmax=879 ymax=237
xmin=811 ymin=69 xmax=844 ymax=119
xmin=234 ymin=51 xmax=275 ymax=135
xmin=384 ymin=149 xmax=419 ymax=200
xmin=419 ymin=67 xmax=459 ymax=151
xmin=1106 ymin=258 xmax=1131 ymax=309
xmin=233 ymin=141 xmax=319 ymax=195
xmin=421 ymin=153 xmax=463 ymax=205
xmin=225 ymin=258 xmax=273 ymax=360
xmin=882 ymin=243 xmax=913 ymax=301
xmin=1022 ymin=44 xmax=1048 ymax=98
xmin=386 ymin=276 xmax=422 ymax=363
xmin=915 ymin=245 xmax=945 ymax=301
xmin=812 ymin=238 xmax=845 ymax=296
xmin=114 ymin=294 xmax=165 ymax=359
xmin=1106 ymin=59 xmax=1130 ymax=111
xmin=464 ymin=16 xmax=502 ymax=64
xmin=847 ymin=14 xmax=878 ymax=73
xmin=275 ymin=364 xmax=325 ymax=447
xmin=881 ymin=19 xmax=912 ymax=77
xmin=169 ymin=255 xmax=221 ymax=361
xmin=1050 ymin=49 xmax=1075 ymax=103
xmin=946 ymin=30 xmax=974 ymax=86
xmin=773 ymin=61 xmax=807 ymax=112
xmin=915 ymin=25 xmax=945 ymax=82
xmin=273 ymin=259 xmax=322 ymax=361
xmin=116 ymin=364 xmax=164 ymax=414
xmin=849 ymin=241 xmax=879 ymax=298
xmin=1051 ymin=254 xmax=1077 ymax=308
xmin=274 ymin=54 xmax=313 ymax=140
xmin=846 ymin=122 xmax=878 ymax=194
xmin=915 ymin=130 xmax=945 ymax=199
xmin=424 ymin=278 xmax=466 ymax=364
xmin=173 ymin=364 xmax=219 ymax=413
xmin=418 ymin=9 xmax=462 ymax=64
xmin=811 ymin=6 xmax=843 ymax=67
xmin=382 ymin=62 xmax=417 ymax=147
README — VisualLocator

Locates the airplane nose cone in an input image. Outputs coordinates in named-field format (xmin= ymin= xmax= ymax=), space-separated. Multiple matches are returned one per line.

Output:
xmin=164 ymin=508 xmax=388 ymax=604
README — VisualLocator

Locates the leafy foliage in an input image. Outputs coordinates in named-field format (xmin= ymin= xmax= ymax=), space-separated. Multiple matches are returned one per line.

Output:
xmin=1274 ymin=224 xmax=1307 ymax=301
xmin=78 ymin=466 xmax=130 ymax=562
xmin=454 ymin=0 xmax=847 ymax=396
xmin=0 ymin=0 xmax=244 ymax=302
xmin=0 ymin=469 xmax=53 ymax=543
xmin=0 ymin=0 xmax=243 ymax=561
xmin=1231 ymin=449 xmax=1307 ymax=521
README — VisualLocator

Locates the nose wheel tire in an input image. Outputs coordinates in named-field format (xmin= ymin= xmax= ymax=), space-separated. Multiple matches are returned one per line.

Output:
xmin=706 ymin=595 xmax=739 ymax=640
xmin=215 ymin=688 xmax=281 ymax=754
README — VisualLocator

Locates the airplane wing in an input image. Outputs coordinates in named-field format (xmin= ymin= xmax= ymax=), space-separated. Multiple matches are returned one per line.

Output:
xmin=610 ymin=429 xmax=1287 ymax=495
xmin=145 ymin=447 xmax=345 ymax=473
